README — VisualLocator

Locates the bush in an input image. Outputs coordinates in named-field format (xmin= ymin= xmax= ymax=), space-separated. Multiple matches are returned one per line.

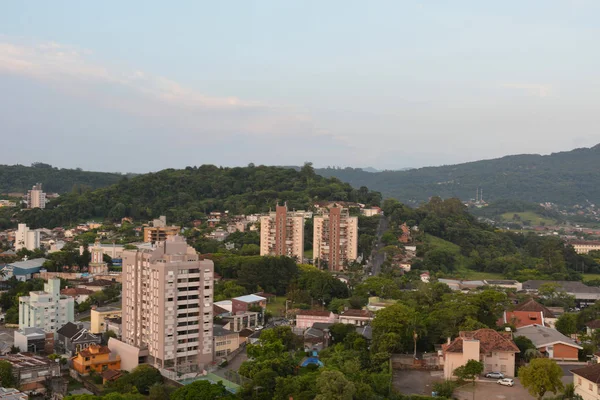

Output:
xmin=432 ymin=380 xmax=458 ymax=398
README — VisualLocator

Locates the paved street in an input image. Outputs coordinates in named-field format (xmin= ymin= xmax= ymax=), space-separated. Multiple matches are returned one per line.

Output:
xmin=369 ymin=215 xmax=388 ymax=276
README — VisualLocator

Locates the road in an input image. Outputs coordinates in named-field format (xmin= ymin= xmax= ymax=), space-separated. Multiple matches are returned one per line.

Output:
xmin=368 ymin=214 xmax=389 ymax=276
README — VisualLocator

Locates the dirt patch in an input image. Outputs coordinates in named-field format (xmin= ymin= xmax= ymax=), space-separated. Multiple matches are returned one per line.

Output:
xmin=392 ymin=369 xmax=443 ymax=396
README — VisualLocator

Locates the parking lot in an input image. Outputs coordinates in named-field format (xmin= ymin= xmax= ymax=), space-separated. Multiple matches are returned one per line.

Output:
xmin=392 ymin=370 xmax=442 ymax=396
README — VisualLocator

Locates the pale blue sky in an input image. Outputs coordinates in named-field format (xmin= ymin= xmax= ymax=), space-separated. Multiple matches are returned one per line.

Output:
xmin=1 ymin=1 xmax=599 ymax=172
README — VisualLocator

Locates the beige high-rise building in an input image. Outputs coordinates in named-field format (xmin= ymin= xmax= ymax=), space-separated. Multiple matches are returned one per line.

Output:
xmin=313 ymin=205 xmax=358 ymax=271
xmin=26 ymin=183 xmax=46 ymax=209
xmin=260 ymin=204 xmax=305 ymax=260
xmin=122 ymin=236 xmax=214 ymax=374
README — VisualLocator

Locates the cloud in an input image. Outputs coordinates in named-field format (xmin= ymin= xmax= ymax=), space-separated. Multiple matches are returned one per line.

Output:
xmin=0 ymin=37 xmax=331 ymax=141
xmin=501 ymin=83 xmax=553 ymax=98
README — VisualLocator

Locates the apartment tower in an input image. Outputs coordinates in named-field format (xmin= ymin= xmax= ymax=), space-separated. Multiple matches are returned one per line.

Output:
xmin=122 ymin=236 xmax=214 ymax=374
xmin=26 ymin=183 xmax=46 ymax=209
xmin=19 ymin=278 xmax=75 ymax=334
xmin=259 ymin=203 xmax=305 ymax=260
xmin=313 ymin=205 xmax=358 ymax=271
xmin=15 ymin=223 xmax=40 ymax=251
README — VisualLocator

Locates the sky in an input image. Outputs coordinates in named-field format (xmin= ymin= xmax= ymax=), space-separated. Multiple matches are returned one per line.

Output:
xmin=1 ymin=1 xmax=599 ymax=173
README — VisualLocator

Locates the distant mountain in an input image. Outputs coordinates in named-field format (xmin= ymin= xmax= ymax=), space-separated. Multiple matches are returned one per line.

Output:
xmin=316 ymin=145 xmax=600 ymax=206
xmin=0 ymin=163 xmax=128 ymax=194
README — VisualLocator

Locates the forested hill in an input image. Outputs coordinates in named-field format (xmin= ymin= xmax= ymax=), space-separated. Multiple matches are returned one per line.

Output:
xmin=16 ymin=164 xmax=381 ymax=228
xmin=0 ymin=163 xmax=126 ymax=194
xmin=316 ymin=144 xmax=600 ymax=206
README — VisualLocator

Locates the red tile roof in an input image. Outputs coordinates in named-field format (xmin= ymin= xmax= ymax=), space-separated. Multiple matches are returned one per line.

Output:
xmin=586 ymin=320 xmax=600 ymax=329
xmin=61 ymin=288 xmax=94 ymax=296
xmin=445 ymin=329 xmax=520 ymax=354
xmin=514 ymin=298 xmax=555 ymax=318
xmin=296 ymin=310 xmax=333 ymax=317
xmin=572 ymin=363 xmax=600 ymax=383
xmin=502 ymin=311 xmax=544 ymax=328
xmin=79 ymin=345 xmax=111 ymax=357
xmin=340 ymin=309 xmax=374 ymax=318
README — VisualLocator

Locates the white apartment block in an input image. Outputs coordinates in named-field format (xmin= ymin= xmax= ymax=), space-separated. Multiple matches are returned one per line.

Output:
xmin=313 ymin=205 xmax=358 ymax=271
xmin=259 ymin=203 xmax=305 ymax=260
xmin=18 ymin=278 xmax=75 ymax=335
xmin=122 ymin=236 xmax=214 ymax=375
xmin=26 ymin=183 xmax=46 ymax=209
xmin=15 ymin=224 xmax=40 ymax=252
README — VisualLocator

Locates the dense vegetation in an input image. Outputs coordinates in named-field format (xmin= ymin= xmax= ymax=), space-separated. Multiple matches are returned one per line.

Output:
xmin=317 ymin=144 xmax=600 ymax=206
xmin=0 ymin=163 xmax=126 ymax=194
xmin=383 ymin=197 xmax=599 ymax=280
xmin=16 ymin=163 xmax=381 ymax=228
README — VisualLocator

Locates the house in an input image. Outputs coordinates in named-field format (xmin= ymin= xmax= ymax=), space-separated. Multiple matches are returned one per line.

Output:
xmin=13 ymin=328 xmax=54 ymax=354
xmin=516 ymin=324 xmax=582 ymax=361
xmin=420 ymin=272 xmax=430 ymax=283
xmin=513 ymin=298 xmax=557 ymax=328
xmin=338 ymin=309 xmax=374 ymax=326
xmin=72 ymin=344 xmax=121 ymax=376
xmin=572 ymin=363 xmax=600 ymax=400
xmin=586 ymin=320 xmax=600 ymax=337
xmin=443 ymin=328 xmax=520 ymax=379
xmin=238 ymin=328 xmax=254 ymax=345
xmin=90 ymin=306 xmax=122 ymax=334
xmin=0 ymin=353 xmax=61 ymax=393
xmin=295 ymin=310 xmax=337 ymax=329
xmin=61 ymin=287 xmax=94 ymax=303
xmin=213 ymin=326 xmax=240 ymax=359
xmin=101 ymin=369 xmax=123 ymax=384
xmin=498 ymin=310 xmax=544 ymax=328
xmin=56 ymin=322 xmax=101 ymax=356
xmin=231 ymin=294 xmax=267 ymax=314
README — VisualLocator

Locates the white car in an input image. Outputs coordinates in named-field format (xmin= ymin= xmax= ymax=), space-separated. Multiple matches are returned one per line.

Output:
xmin=255 ymin=325 xmax=264 ymax=331
xmin=485 ymin=372 xmax=504 ymax=379
xmin=497 ymin=378 xmax=514 ymax=387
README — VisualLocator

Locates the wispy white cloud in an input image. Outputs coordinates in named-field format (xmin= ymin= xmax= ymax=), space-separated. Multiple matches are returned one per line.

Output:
xmin=501 ymin=83 xmax=554 ymax=98
xmin=0 ymin=37 xmax=332 ymax=143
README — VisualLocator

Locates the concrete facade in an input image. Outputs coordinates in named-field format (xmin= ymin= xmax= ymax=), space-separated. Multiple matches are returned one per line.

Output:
xmin=122 ymin=236 xmax=214 ymax=375
xmin=15 ymin=224 xmax=39 ymax=252
xmin=26 ymin=183 xmax=46 ymax=209
xmin=18 ymin=278 xmax=75 ymax=335
xmin=313 ymin=205 xmax=358 ymax=271
xmin=259 ymin=204 xmax=305 ymax=260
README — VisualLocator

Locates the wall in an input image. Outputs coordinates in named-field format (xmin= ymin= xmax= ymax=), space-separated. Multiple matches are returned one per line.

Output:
xmin=551 ymin=343 xmax=579 ymax=361
xmin=482 ymin=352 xmax=516 ymax=377
xmin=574 ymin=375 xmax=600 ymax=400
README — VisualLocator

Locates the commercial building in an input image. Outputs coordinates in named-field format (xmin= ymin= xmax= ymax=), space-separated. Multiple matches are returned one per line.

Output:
xmin=14 ymin=224 xmax=39 ymax=251
xmin=18 ymin=278 xmax=75 ymax=335
xmin=122 ymin=236 xmax=214 ymax=375
xmin=443 ymin=329 xmax=520 ymax=379
xmin=259 ymin=204 xmax=305 ymax=260
xmin=1 ymin=258 xmax=46 ymax=281
xmin=26 ymin=183 xmax=46 ymax=209
xmin=570 ymin=240 xmax=600 ymax=255
xmin=313 ymin=205 xmax=358 ymax=271
xmin=13 ymin=328 xmax=54 ymax=354
xmin=72 ymin=344 xmax=121 ymax=376
xmin=213 ymin=326 xmax=240 ymax=358
xmin=90 ymin=307 xmax=122 ymax=334
xmin=0 ymin=353 xmax=60 ymax=393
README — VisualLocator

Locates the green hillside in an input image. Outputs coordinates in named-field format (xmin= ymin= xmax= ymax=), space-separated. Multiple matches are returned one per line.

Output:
xmin=0 ymin=163 xmax=126 ymax=194
xmin=316 ymin=144 xmax=600 ymax=207
xmin=15 ymin=164 xmax=381 ymax=228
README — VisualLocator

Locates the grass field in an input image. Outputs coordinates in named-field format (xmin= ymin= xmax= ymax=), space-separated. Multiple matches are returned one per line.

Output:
xmin=583 ymin=274 xmax=600 ymax=282
xmin=499 ymin=211 xmax=556 ymax=226
xmin=266 ymin=296 xmax=288 ymax=317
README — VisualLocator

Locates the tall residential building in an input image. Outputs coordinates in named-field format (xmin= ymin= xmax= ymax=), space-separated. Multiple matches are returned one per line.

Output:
xmin=18 ymin=278 xmax=75 ymax=334
xmin=26 ymin=183 xmax=46 ymax=209
xmin=313 ymin=205 xmax=358 ymax=271
xmin=15 ymin=224 xmax=40 ymax=251
xmin=143 ymin=216 xmax=180 ymax=244
xmin=122 ymin=236 xmax=214 ymax=374
xmin=259 ymin=204 xmax=305 ymax=260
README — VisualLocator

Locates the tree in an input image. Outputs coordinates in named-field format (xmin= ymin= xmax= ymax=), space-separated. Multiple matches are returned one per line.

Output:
xmin=556 ymin=313 xmax=578 ymax=336
xmin=453 ymin=359 xmax=483 ymax=388
xmin=315 ymin=370 xmax=356 ymax=400
xmin=108 ymin=364 xmax=163 ymax=395
xmin=0 ymin=360 xmax=15 ymax=388
xmin=519 ymin=358 xmax=564 ymax=399
xmin=170 ymin=380 xmax=235 ymax=400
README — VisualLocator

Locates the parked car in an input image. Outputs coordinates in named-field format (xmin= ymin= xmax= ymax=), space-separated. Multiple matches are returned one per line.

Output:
xmin=497 ymin=378 xmax=514 ymax=387
xmin=485 ymin=372 xmax=504 ymax=379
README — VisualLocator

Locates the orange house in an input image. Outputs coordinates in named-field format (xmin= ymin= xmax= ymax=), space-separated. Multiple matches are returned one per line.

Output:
xmin=72 ymin=344 xmax=121 ymax=376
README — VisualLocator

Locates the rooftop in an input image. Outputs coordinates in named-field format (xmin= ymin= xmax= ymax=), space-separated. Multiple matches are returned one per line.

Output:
xmin=445 ymin=328 xmax=520 ymax=354
xmin=586 ymin=320 xmax=600 ymax=329
xmin=214 ymin=304 xmax=230 ymax=315
xmin=522 ymin=280 xmax=600 ymax=294
xmin=513 ymin=298 xmax=556 ymax=318
xmin=7 ymin=258 xmax=47 ymax=269
xmin=233 ymin=294 xmax=266 ymax=303
xmin=93 ymin=306 xmax=121 ymax=313
xmin=571 ymin=363 xmax=600 ymax=383
xmin=0 ymin=353 xmax=57 ymax=369
xmin=79 ymin=345 xmax=111 ymax=357
xmin=340 ymin=309 xmax=374 ymax=318
xmin=296 ymin=310 xmax=333 ymax=317
xmin=516 ymin=324 xmax=583 ymax=349
xmin=213 ymin=326 xmax=237 ymax=337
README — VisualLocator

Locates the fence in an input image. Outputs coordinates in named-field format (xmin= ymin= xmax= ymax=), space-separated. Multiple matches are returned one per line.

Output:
xmin=391 ymin=353 xmax=442 ymax=370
